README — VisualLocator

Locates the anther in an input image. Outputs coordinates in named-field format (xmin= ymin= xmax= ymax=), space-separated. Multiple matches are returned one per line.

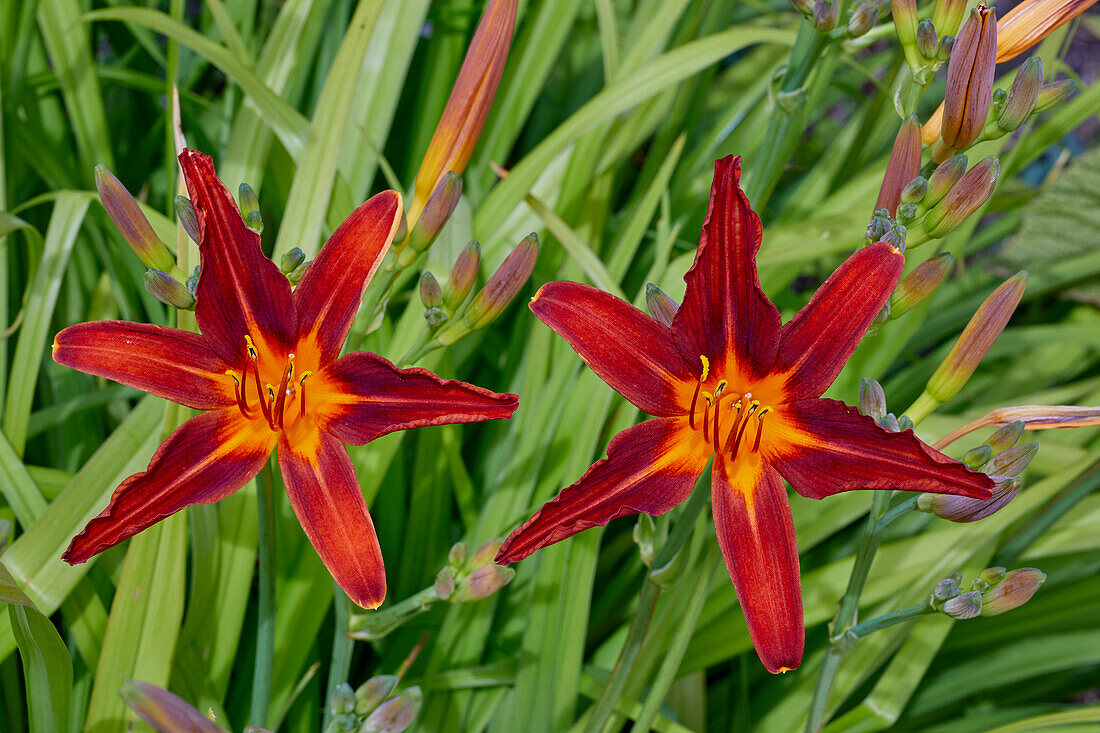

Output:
xmin=245 ymin=334 xmax=258 ymax=360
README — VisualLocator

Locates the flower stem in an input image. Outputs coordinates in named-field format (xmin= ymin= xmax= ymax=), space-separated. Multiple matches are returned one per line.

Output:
xmin=876 ymin=496 xmax=919 ymax=531
xmin=346 ymin=586 xmax=440 ymax=641
xmin=849 ymin=603 xmax=931 ymax=638
xmin=322 ymin=584 xmax=354 ymax=731
xmin=249 ymin=459 xmax=278 ymax=729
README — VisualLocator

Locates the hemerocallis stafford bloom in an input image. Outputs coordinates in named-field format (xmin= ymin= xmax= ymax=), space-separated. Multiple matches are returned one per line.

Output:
xmin=54 ymin=150 xmax=518 ymax=609
xmin=495 ymin=156 xmax=993 ymax=673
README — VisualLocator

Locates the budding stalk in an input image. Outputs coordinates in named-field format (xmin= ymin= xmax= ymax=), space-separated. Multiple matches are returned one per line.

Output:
xmin=95 ymin=165 xmax=176 ymax=273
xmin=939 ymin=4 xmax=997 ymax=157
xmin=875 ymin=117 xmax=923 ymax=216
xmin=889 ymin=252 xmax=953 ymax=320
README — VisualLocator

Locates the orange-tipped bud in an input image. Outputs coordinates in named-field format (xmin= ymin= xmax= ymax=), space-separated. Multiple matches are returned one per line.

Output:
xmin=95 ymin=165 xmax=175 ymax=272
xmin=924 ymin=157 xmax=999 ymax=238
xmin=444 ymin=241 xmax=481 ymax=312
xmin=925 ymin=154 xmax=968 ymax=208
xmin=144 ymin=270 xmax=196 ymax=310
xmin=940 ymin=4 xmax=997 ymax=155
xmin=361 ymin=687 xmax=422 ymax=733
xmin=998 ymin=57 xmax=1044 ymax=132
xmin=889 ymin=252 xmax=953 ymax=319
xmin=355 ymin=676 xmax=400 ymax=716
xmin=237 ymin=183 xmax=262 ymax=234
xmin=174 ymin=195 xmax=200 ymax=245
xmin=401 ymin=172 xmax=462 ymax=267
xmin=645 ymin=283 xmax=678 ymax=327
xmin=461 ymin=233 xmax=539 ymax=332
xmin=980 ymin=568 xmax=1045 ymax=615
xmin=120 ymin=680 xmax=222 ymax=733
xmin=996 ymin=0 xmax=1097 ymax=63
xmin=876 ymin=117 xmax=923 ymax=215
xmin=407 ymin=0 xmax=517 ymax=228
xmin=931 ymin=0 xmax=968 ymax=37
xmin=925 ymin=271 xmax=1027 ymax=403
xmin=1033 ymin=78 xmax=1077 ymax=114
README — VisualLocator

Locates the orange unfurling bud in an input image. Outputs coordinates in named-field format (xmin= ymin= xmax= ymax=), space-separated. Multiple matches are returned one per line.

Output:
xmin=939 ymin=4 xmax=997 ymax=157
xmin=889 ymin=252 xmax=953 ymax=320
xmin=95 ymin=165 xmax=176 ymax=272
xmin=407 ymin=0 xmax=517 ymax=229
xmin=996 ymin=0 xmax=1097 ymax=62
xmin=875 ymin=116 xmax=923 ymax=216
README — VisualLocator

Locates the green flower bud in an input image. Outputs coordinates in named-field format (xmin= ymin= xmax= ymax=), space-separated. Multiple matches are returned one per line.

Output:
xmin=144 ymin=269 xmax=196 ymax=310
xmin=813 ymin=0 xmax=838 ymax=31
xmin=361 ymin=687 xmax=422 ymax=733
xmin=972 ymin=566 xmax=1007 ymax=592
xmin=471 ymin=538 xmax=504 ymax=567
xmin=645 ymin=283 xmax=678 ymax=328
xmin=982 ymin=441 xmax=1038 ymax=477
xmin=790 ymin=0 xmax=814 ymax=14
xmin=896 ymin=202 xmax=919 ymax=224
xmin=900 ymin=176 xmax=928 ymax=204
xmin=924 ymin=157 xmax=999 ymax=239
xmin=95 ymin=165 xmax=176 ymax=272
xmin=448 ymin=541 xmax=468 ymax=568
xmin=419 ymin=271 xmax=443 ymax=310
xmin=925 ymin=154 xmax=968 ymax=208
xmin=174 ymin=195 xmax=200 ymax=245
xmin=985 ymin=421 xmax=1025 ymax=452
xmin=848 ymin=0 xmax=878 ymax=37
xmin=859 ymin=378 xmax=887 ymax=421
xmin=633 ymin=514 xmax=656 ymax=567
xmin=896 ymin=414 xmax=914 ymax=432
xmin=238 ymin=183 xmax=263 ymax=234
xmin=355 ymin=675 xmax=399 ymax=716
xmin=962 ymin=444 xmax=993 ymax=469
xmin=932 ymin=574 xmax=962 ymax=602
xmin=331 ymin=682 xmax=356 ymax=715
xmin=444 ymin=241 xmax=481 ymax=312
xmin=1032 ymin=78 xmax=1076 ymax=115
xmin=288 ymin=259 xmax=312 ymax=286
xmin=280 ymin=247 xmax=306 ymax=276
xmin=891 ymin=0 xmax=918 ymax=48
xmin=434 ymin=566 xmax=456 ymax=600
xmin=937 ymin=34 xmax=955 ymax=62
xmin=458 ymin=233 xmax=539 ymax=335
xmin=889 ymin=252 xmax=953 ymax=320
xmin=916 ymin=19 xmax=939 ymax=58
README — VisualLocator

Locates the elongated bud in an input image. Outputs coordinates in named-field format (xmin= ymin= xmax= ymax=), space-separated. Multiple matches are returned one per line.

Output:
xmin=1032 ymin=78 xmax=1077 ymax=114
xmin=145 ymin=270 xmax=196 ymax=310
xmin=937 ymin=34 xmax=955 ymax=61
xmin=471 ymin=538 xmax=504 ymax=567
xmin=931 ymin=0 xmax=967 ymax=37
xmin=901 ymin=176 xmax=928 ymax=205
xmin=916 ymin=19 xmax=939 ymax=58
xmin=942 ymin=589 xmax=983 ymax=618
xmin=444 ymin=241 xmax=480 ymax=311
xmin=918 ymin=477 xmax=1021 ymax=522
xmin=174 ymin=196 xmax=200 ymax=245
xmin=356 ymin=676 xmax=399 ymax=716
xmin=962 ymin=444 xmax=993 ymax=469
xmin=998 ymin=58 xmax=1043 ymax=132
xmin=120 ymin=680 xmax=221 ymax=733
xmin=448 ymin=541 xmax=468 ymax=568
xmin=892 ymin=0 xmax=919 ymax=49
xmin=982 ymin=441 xmax=1038 ymax=477
xmin=925 ymin=155 xmax=968 ymax=208
xmin=408 ymin=0 xmax=517 ymax=227
xmin=419 ymin=271 xmax=443 ymax=310
xmin=981 ymin=568 xmax=1045 ymax=615
xmin=280 ymin=247 xmax=306 ymax=276
xmin=848 ymin=1 xmax=878 ymax=37
xmin=859 ymin=378 xmax=887 ymax=421
xmin=924 ymin=157 xmax=999 ymax=238
xmin=361 ymin=687 xmax=422 ymax=733
xmin=997 ymin=0 xmax=1097 ymax=63
xmin=813 ymin=0 xmax=838 ymax=31
xmin=925 ymin=271 xmax=1027 ymax=403
xmin=238 ymin=183 xmax=262 ymax=234
xmin=461 ymin=233 xmax=538 ymax=332
xmin=876 ymin=117 xmax=923 ymax=215
xmin=889 ymin=252 xmax=953 ymax=319
xmin=985 ymin=421 xmax=1025 ymax=452
xmin=646 ymin=284 xmax=679 ymax=327
xmin=401 ymin=172 xmax=462 ymax=268
xmin=451 ymin=564 xmax=515 ymax=603
xmin=95 ymin=165 xmax=176 ymax=272
xmin=941 ymin=4 xmax=997 ymax=154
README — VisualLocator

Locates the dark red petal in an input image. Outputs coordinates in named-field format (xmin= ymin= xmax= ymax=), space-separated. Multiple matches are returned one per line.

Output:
xmin=768 ymin=398 xmax=994 ymax=499
xmin=314 ymin=351 xmax=518 ymax=446
xmin=278 ymin=429 xmax=386 ymax=609
xmin=53 ymin=321 xmax=234 ymax=410
xmin=711 ymin=454 xmax=804 ymax=674
xmin=294 ymin=191 xmax=403 ymax=363
xmin=672 ymin=155 xmax=781 ymax=382
xmin=179 ymin=149 xmax=296 ymax=365
xmin=775 ymin=243 xmax=905 ymax=400
xmin=63 ymin=410 xmax=274 ymax=563
xmin=529 ymin=281 xmax=694 ymax=417
xmin=496 ymin=417 xmax=709 ymax=563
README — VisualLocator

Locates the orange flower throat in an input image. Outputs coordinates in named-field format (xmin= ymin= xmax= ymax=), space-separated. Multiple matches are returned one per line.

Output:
xmin=687 ymin=356 xmax=775 ymax=459
xmin=226 ymin=335 xmax=314 ymax=431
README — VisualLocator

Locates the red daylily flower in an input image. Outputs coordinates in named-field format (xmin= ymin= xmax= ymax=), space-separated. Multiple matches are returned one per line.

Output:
xmin=495 ymin=156 xmax=993 ymax=673
xmin=54 ymin=150 xmax=518 ymax=609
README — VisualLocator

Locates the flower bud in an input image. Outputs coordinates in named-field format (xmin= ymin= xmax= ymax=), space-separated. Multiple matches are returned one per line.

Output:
xmin=144 ymin=270 xmax=196 ymax=310
xmin=451 ymin=564 xmax=515 ymax=603
xmin=925 ymin=154 xmax=968 ymax=208
xmin=989 ymin=87 xmax=1008 ymax=119
xmin=900 ymin=176 xmax=928 ymax=205
xmin=847 ymin=1 xmax=878 ymax=37
xmin=918 ymin=476 xmax=1020 ymax=522
xmin=401 ymin=172 xmax=462 ymax=267
xmin=889 ymin=252 xmax=953 ymax=320
xmin=1032 ymin=78 xmax=1077 ymax=114
xmin=980 ymin=568 xmax=1045 ymax=616
xmin=878 ymin=412 xmax=901 ymax=432
xmin=937 ymin=34 xmax=955 ymax=61
xmin=331 ymin=683 xmax=356 ymax=715
xmin=897 ymin=415 xmax=914 ymax=431
xmin=859 ymin=378 xmax=887 ymax=421
xmin=356 ymin=676 xmax=399 ymax=716
xmin=120 ymin=680 xmax=221 ymax=733
xmin=434 ymin=566 xmax=456 ymax=600
xmin=448 ymin=541 xmax=468 ymax=568
xmin=973 ymin=566 xmax=1008 ymax=592
xmin=982 ymin=441 xmax=1038 ymax=477
xmin=931 ymin=0 xmax=967 ymax=37
xmin=925 ymin=271 xmax=1026 ymax=404
xmin=923 ymin=157 xmax=999 ymax=238
xmin=790 ymin=0 xmax=814 ymax=14
xmin=896 ymin=203 xmax=919 ymax=224
xmin=633 ymin=514 xmax=656 ymax=567
xmin=238 ymin=183 xmax=262 ymax=234
xmin=997 ymin=0 xmax=1097 ymax=63
xmin=940 ymin=4 xmax=996 ymax=154
xmin=419 ymin=271 xmax=443 ymax=310
xmin=95 ymin=165 xmax=176 ymax=272
xmin=942 ymin=589 xmax=983 ymax=619
xmin=280 ymin=247 xmax=306 ymax=276
xmin=444 ymin=241 xmax=480 ymax=312
xmin=932 ymin=574 xmax=962 ymax=602
xmin=471 ymin=538 xmax=503 ymax=567
xmin=645 ymin=284 xmax=678 ymax=328
xmin=813 ymin=0 xmax=838 ymax=31
xmin=962 ymin=444 xmax=993 ymax=469
xmin=288 ymin=260 xmax=312 ymax=286
xmin=985 ymin=421 xmax=1025 ymax=452
xmin=185 ymin=266 xmax=200 ymax=297
xmin=459 ymin=233 xmax=539 ymax=334
xmin=174 ymin=196 xmax=200 ymax=245
xmin=916 ymin=19 xmax=939 ymax=58
xmin=891 ymin=0 xmax=919 ymax=49
xmin=361 ymin=686 xmax=422 ymax=733
xmin=875 ymin=117 xmax=923 ymax=216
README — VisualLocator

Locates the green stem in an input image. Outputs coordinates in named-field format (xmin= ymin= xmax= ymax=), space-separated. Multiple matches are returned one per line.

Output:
xmin=347 ymin=586 xmax=439 ymax=641
xmin=904 ymin=391 xmax=941 ymax=426
xmin=876 ymin=496 xmax=919 ymax=531
xmin=590 ymin=461 xmax=713 ymax=733
xmin=849 ymin=603 xmax=930 ymax=638
xmin=249 ymin=459 xmax=278 ymax=728
xmin=322 ymin=584 xmax=354 ymax=731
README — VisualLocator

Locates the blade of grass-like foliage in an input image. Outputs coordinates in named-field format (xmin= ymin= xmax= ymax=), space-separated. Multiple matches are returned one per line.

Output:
xmin=594 ymin=0 xmax=619 ymax=82
xmin=0 ymin=432 xmax=47 ymax=529
xmin=0 ymin=212 xmax=44 ymax=410
xmin=10 ymin=604 xmax=72 ymax=733
xmin=2 ymin=192 xmax=88 ymax=457
xmin=522 ymin=192 xmax=623 ymax=298
xmin=985 ymin=706 xmax=1100 ymax=732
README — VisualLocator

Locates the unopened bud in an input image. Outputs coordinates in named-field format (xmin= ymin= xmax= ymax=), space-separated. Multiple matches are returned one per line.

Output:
xmin=238 ymin=183 xmax=262 ymax=234
xmin=444 ymin=241 xmax=480 ymax=311
xmin=891 ymin=0 xmax=919 ymax=48
xmin=459 ymin=233 xmax=539 ymax=334
xmin=646 ymin=284 xmax=678 ymax=327
xmin=419 ymin=271 xmax=443 ymax=310
xmin=471 ymin=538 xmax=503 ymax=567
xmin=280 ymin=247 xmax=306 ymax=276
xmin=925 ymin=154 xmax=968 ymax=207
xmin=813 ymin=0 xmax=838 ymax=31
xmin=186 ymin=266 xmax=200 ymax=297
xmin=985 ymin=421 xmax=1025 ymax=452
xmin=859 ymin=378 xmax=888 ymax=421
xmin=847 ymin=1 xmax=877 ymax=37
xmin=890 ymin=252 xmax=953 ymax=320
xmin=790 ymin=0 xmax=814 ymax=14
xmin=882 ymin=225 xmax=906 ymax=251
xmin=288 ymin=260 xmax=312 ymax=286
xmin=980 ymin=568 xmax=1045 ymax=616
xmin=1032 ymin=78 xmax=1076 ymax=114
xmin=435 ymin=566 xmax=456 ymax=600
xmin=876 ymin=117 xmax=923 ymax=215
xmin=356 ymin=676 xmax=399 ymax=716
xmin=901 ymin=176 xmax=928 ymax=204
xmin=973 ymin=566 xmax=1007 ymax=592
xmin=924 ymin=157 xmax=999 ymax=238
xmin=331 ymin=683 xmax=356 ymax=715
xmin=120 ymin=680 xmax=221 ymax=733
xmin=937 ymin=34 xmax=955 ymax=62
xmin=95 ymin=165 xmax=176 ymax=272
xmin=174 ymin=195 xmax=200 ymax=245
xmin=962 ymin=444 xmax=993 ymax=469
xmin=401 ymin=172 xmax=462 ymax=266
xmin=916 ymin=19 xmax=939 ymax=58
xmin=878 ymin=412 xmax=901 ymax=432
xmin=918 ymin=476 xmax=1020 ymax=522
xmin=896 ymin=414 xmax=914 ymax=431
xmin=361 ymin=686 xmax=422 ymax=733
xmin=931 ymin=0 xmax=966 ymax=37
xmin=940 ymin=4 xmax=996 ymax=154
xmin=451 ymin=564 xmax=515 ymax=603
xmin=982 ymin=441 xmax=1038 ymax=477
xmin=448 ymin=541 xmax=468 ymax=568
xmin=942 ymin=589 xmax=983 ymax=618
xmin=145 ymin=269 xmax=196 ymax=310
xmin=633 ymin=514 xmax=656 ymax=567
xmin=896 ymin=203 xmax=919 ymax=224
xmin=393 ymin=208 xmax=408 ymax=244
xmin=933 ymin=574 xmax=962 ymax=602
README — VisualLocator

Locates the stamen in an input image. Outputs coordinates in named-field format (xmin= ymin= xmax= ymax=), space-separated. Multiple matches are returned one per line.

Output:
xmin=298 ymin=371 xmax=313 ymax=416
xmin=723 ymin=401 xmax=745 ymax=453
xmin=728 ymin=400 xmax=760 ymax=459
xmin=274 ymin=359 xmax=293 ymax=429
xmin=251 ymin=359 xmax=274 ymax=428
xmin=226 ymin=370 xmax=254 ymax=417
xmin=689 ymin=356 xmax=711 ymax=430
xmin=752 ymin=408 xmax=771 ymax=453
xmin=711 ymin=381 xmax=728 ymax=452
xmin=702 ymin=395 xmax=713 ymax=443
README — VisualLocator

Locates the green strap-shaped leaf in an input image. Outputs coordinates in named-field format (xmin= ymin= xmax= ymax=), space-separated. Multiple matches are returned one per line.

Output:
xmin=10 ymin=604 xmax=72 ymax=733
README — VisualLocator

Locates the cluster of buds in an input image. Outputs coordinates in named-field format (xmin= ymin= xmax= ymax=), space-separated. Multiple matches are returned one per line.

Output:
xmin=329 ymin=679 xmax=422 ymax=733
xmin=434 ymin=538 xmax=515 ymax=604
xmin=930 ymin=567 xmax=1046 ymax=619
xmin=858 ymin=378 xmax=914 ymax=433
xmin=895 ymin=153 xmax=1000 ymax=246
xmin=892 ymin=0 xmax=956 ymax=81
xmin=121 ymin=680 xmax=267 ymax=733
xmin=919 ymin=420 xmax=1037 ymax=522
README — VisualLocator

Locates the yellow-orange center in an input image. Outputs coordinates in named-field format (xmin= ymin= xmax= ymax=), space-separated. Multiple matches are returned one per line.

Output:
xmin=686 ymin=355 xmax=780 ymax=459
xmin=226 ymin=334 xmax=315 ymax=433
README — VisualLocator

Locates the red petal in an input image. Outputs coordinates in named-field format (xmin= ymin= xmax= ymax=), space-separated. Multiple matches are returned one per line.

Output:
xmin=672 ymin=156 xmax=781 ymax=382
xmin=313 ymin=351 xmax=518 ymax=446
xmin=529 ymin=281 xmax=694 ymax=417
xmin=774 ymin=243 xmax=905 ymax=400
xmin=63 ymin=410 xmax=274 ymax=563
xmin=294 ymin=191 xmax=403 ymax=363
xmin=179 ymin=150 xmax=296 ymax=365
xmin=53 ymin=321 xmax=234 ymax=410
xmin=768 ymin=398 xmax=994 ymax=499
xmin=496 ymin=417 xmax=709 ymax=563
xmin=278 ymin=429 xmax=386 ymax=609
xmin=712 ymin=454 xmax=804 ymax=674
